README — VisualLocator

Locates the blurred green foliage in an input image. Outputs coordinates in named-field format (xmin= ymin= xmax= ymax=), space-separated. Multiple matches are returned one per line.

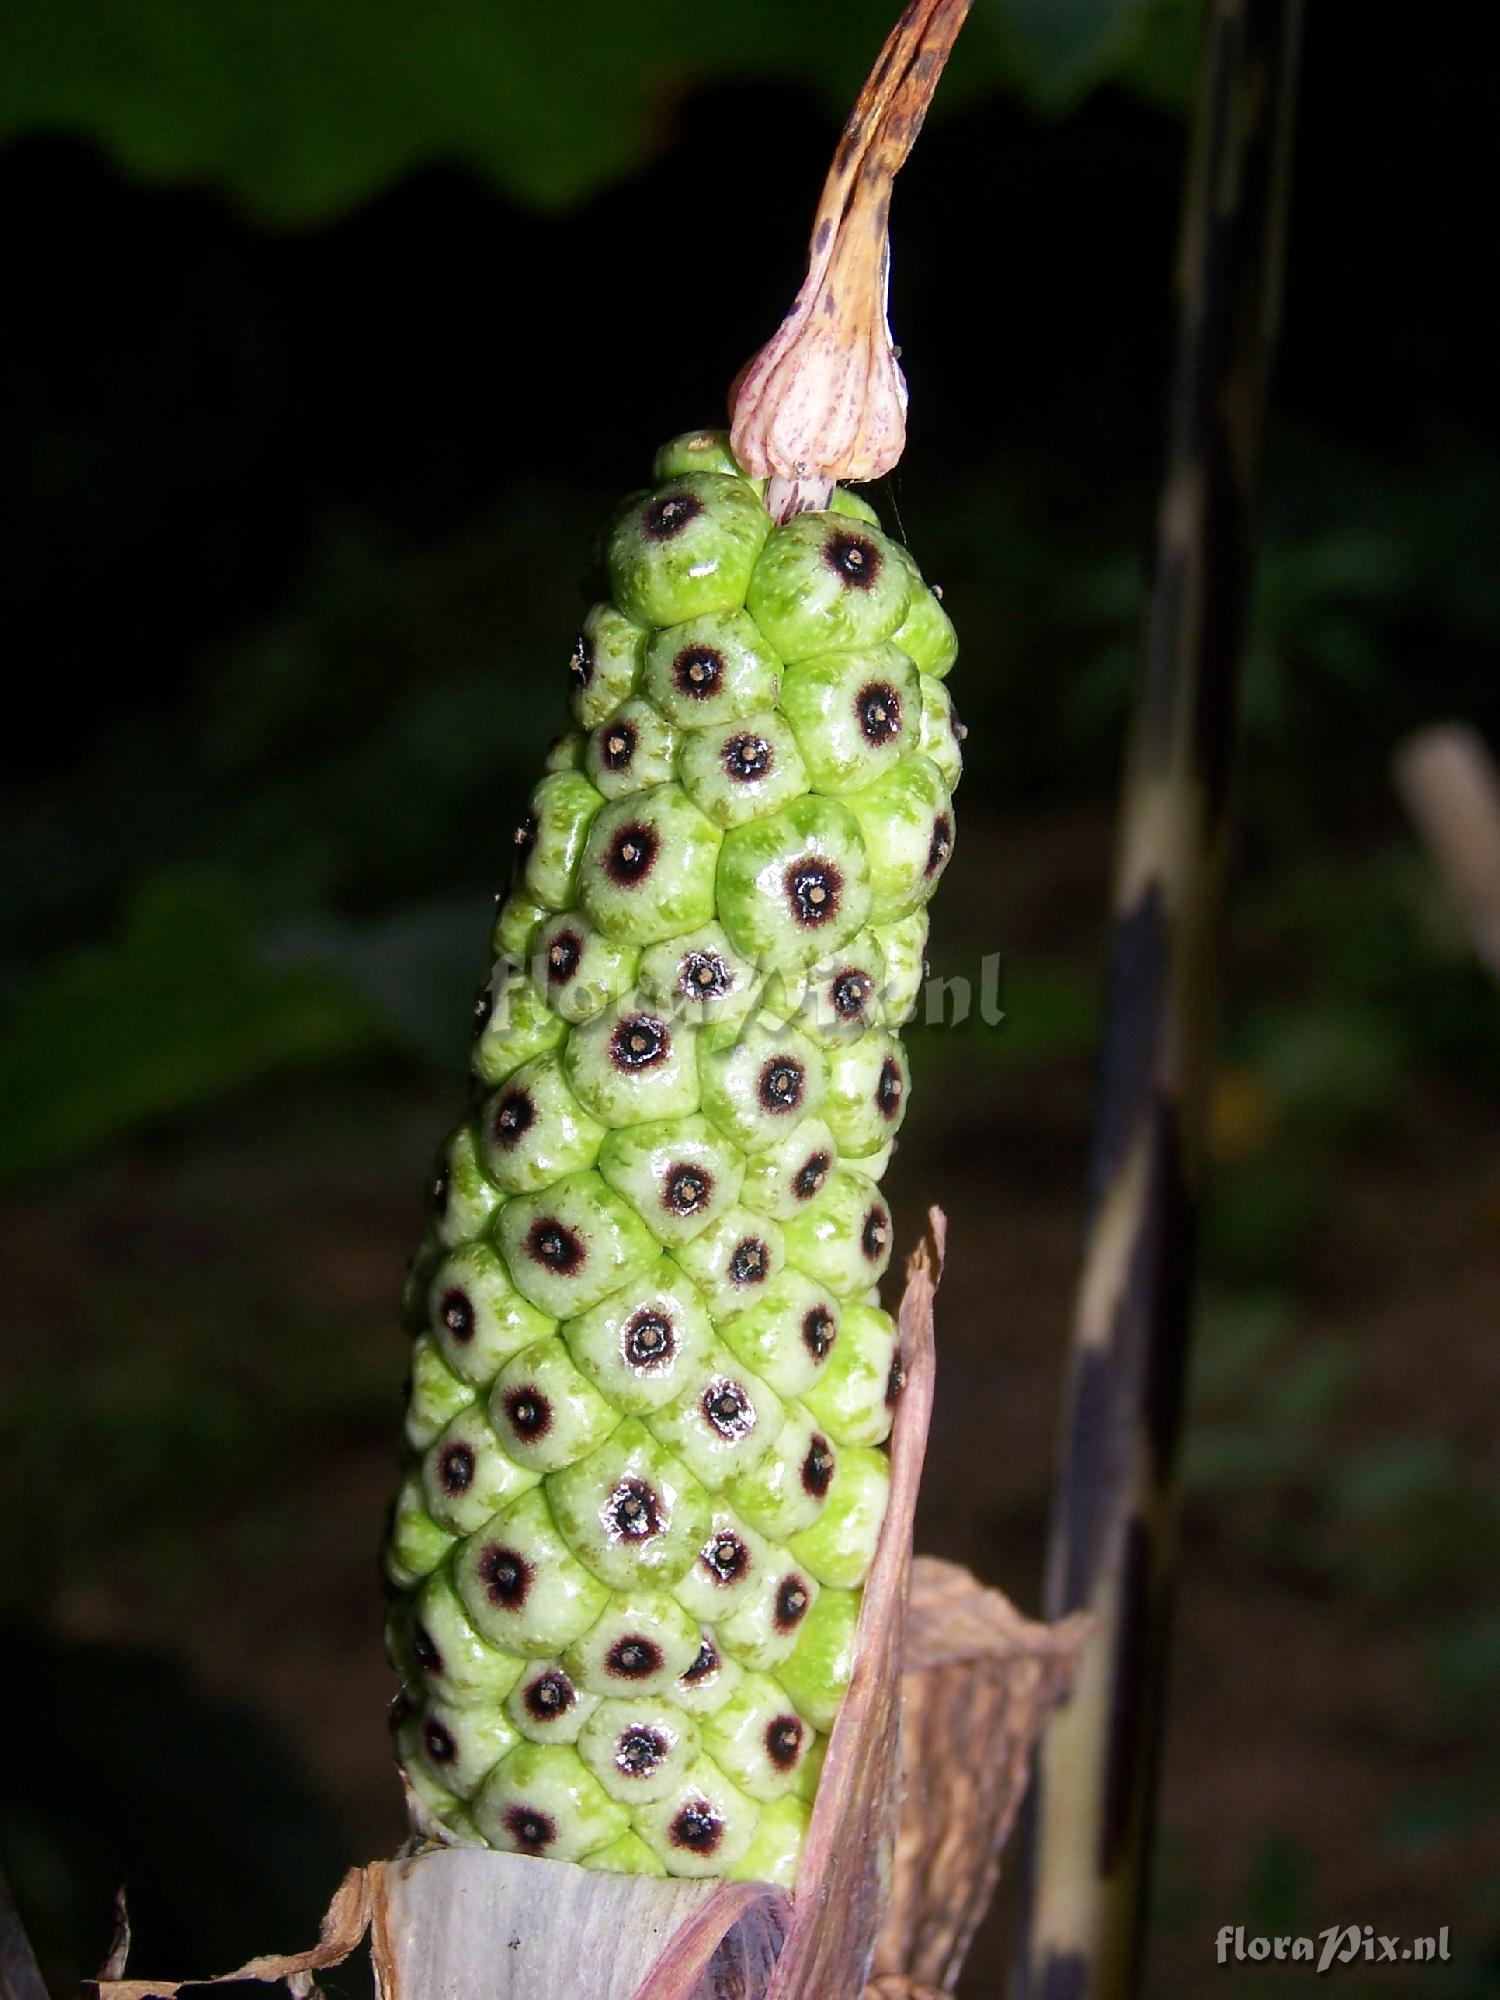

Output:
xmin=0 ymin=0 xmax=1199 ymax=219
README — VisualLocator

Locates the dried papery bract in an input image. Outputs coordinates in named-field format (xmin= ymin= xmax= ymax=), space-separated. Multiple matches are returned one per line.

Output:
xmin=730 ymin=0 xmax=974 ymax=520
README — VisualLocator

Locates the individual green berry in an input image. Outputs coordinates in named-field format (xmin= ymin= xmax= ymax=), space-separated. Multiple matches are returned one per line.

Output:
xmin=737 ymin=1119 xmax=838 ymax=1224
xmin=716 ymin=1270 xmax=840 ymax=1400
xmin=801 ymin=1300 xmax=901 ymax=1448
xmin=696 ymin=1015 xmax=827 ymax=1153
xmin=631 ymin=1760 xmax=762 ymax=1878
xmin=888 ymin=545 xmax=959 ymax=677
xmin=637 ymin=921 xmax=764 ymax=1031
xmin=565 ymin=1002 xmax=701 ymax=1128
xmin=404 ymin=1335 xmax=476 ymax=1451
xmin=648 ymin=1344 xmax=785 ymax=1491
xmin=608 ymin=474 xmax=771 ymax=628
xmin=745 ymin=513 xmax=912 ymax=662
xmin=821 ymin=1029 xmax=910 ymax=1159
xmin=472 ymin=975 xmax=568 ymax=1089
xmin=669 ymin=1632 xmax=744 ymax=1717
xmin=529 ymin=911 xmax=640 ymax=1025
xmin=577 ymin=1696 xmax=701 ymax=1804
xmin=489 ymin=1337 xmax=622 ymax=1473
xmin=873 ymin=911 xmax=929 ymax=1026
xmin=428 ymin=1240 xmax=556 ymax=1386
xmin=727 ymin=1794 xmax=811 ymax=1889
xmin=779 ymin=642 xmax=921 ymax=794
xmin=714 ymin=1552 xmax=820 ymax=1672
xmin=559 ymin=1258 xmax=716 ymax=1416
xmin=564 ymin=1590 xmax=705 ymax=1697
xmin=546 ymin=1416 xmax=710 ymax=1591
xmin=406 ymin=1696 xmax=520 ymax=1801
xmin=781 ymin=1167 xmax=893 ymax=1297
xmin=584 ymin=698 xmax=680 ymax=799
xmin=454 ymin=1486 xmax=611 ymax=1658
xmin=844 ymin=753 xmax=954 ymax=924
xmin=505 ymin=1660 xmax=601 ymax=1745
xmin=429 ymin=1124 xmax=503 ymax=1250
xmin=652 ymin=429 xmax=746 ymax=482
xmin=479 ymin=1056 xmax=607 ymax=1194
xmin=384 ymin=1472 xmax=456 ymax=1590
xmin=423 ymin=1402 xmax=541 ymax=1534
xmin=699 ymin=1673 xmax=812 ymax=1800
xmin=829 ymin=485 xmax=881 ymax=526
xmin=725 ymin=1405 xmax=835 ymax=1544
xmin=568 ymin=604 xmax=648 ymax=731
xmin=785 ymin=930 xmax=888 ymax=1045
xmin=519 ymin=771 xmax=606 ymax=911
xmin=491 ymin=891 xmax=548 ymax=963
xmin=679 ymin=711 xmax=811 ymax=829
xmin=578 ymin=785 xmax=722 ymax=945
xmin=543 ymin=730 xmax=586 ymax=774
xmin=917 ymin=674 xmax=965 ymax=790
xmin=597 ymin=1114 xmax=745 ymax=1248
xmin=672 ymin=1206 xmax=786 ymax=1316
xmin=473 ymin=1740 xmax=629 ymax=1861
xmin=716 ymin=794 xmax=873 ymax=971
xmin=408 ymin=1569 xmax=528 ymax=1708
xmin=772 ymin=1584 xmax=860 ymax=1733
xmin=496 ymin=1170 xmax=659 ymax=1319
xmin=672 ymin=1506 xmax=777 ymax=1624
xmin=642 ymin=610 xmax=781 ymax=729
xmin=788 ymin=1443 xmax=890 ymax=1589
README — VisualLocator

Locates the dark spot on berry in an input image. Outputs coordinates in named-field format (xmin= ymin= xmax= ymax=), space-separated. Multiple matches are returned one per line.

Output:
xmin=479 ymin=1545 xmax=531 ymax=1608
xmin=775 ymin=1575 xmax=811 ymax=1630
xmin=802 ymin=1434 xmax=835 ymax=1497
xmin=681 ymin=1640 xmax=719 ymax=1686
xmin=670 ymin=1802 xmax=724 ymax=1855
xmin=862 ymin=1205 xmax=890 ymax=1260
xmin=505 ymin=1806 xmax=556 ymax=1853
xmin=624 ymin=1309 xmax=675 ymax=1370
xmin=611 ymin=1014 xmax=669 ymax=1071
xmin=605 ymin=822 xmax=659 ymax=885
xmin=665 ymin=1163 xmax=713 ymax=1216
xmin=440 ymin=1288 xmax=474 ymax=1343
xmin=728 ymin=1238 xmax=768 ymax=1287
xmin=423 ymin=1718 xmax=457 ymax=1765
xmin=523 ymin=1670 xmax=576 ymax=1721
xmin=723 ymin=733 xmax=772 ymax=782
xmin=701 ymin=1531 xmax=749 ymax=1586
xmin=766 ymin=1716 xmax=804 ymax=1769
xmin=801 ymin=1306 xmax=835 ymax=1359
xmin=886 ymin=1351 xmax=907 ymax=1406
xmin=546 ymin=930 xmax=582 ymax=984
xmin=526 ymin=1219 xmax=585 ymax=1275
xmin=569 ymin=631 xmax=595 ymax=693
xmin=758 ymin=1056 xmax=805 ymax=1113
xmin=438 ymin=1442 xmax=475 ymax=1493
xmin=514 ymin=814 xmax=538 ymax=860
xmin=644 ymin=490 xmax=703 ymax=541
xmin=606 ymin=1636 xmax=663 ymax=1680
xmin=857 ymin=682 xmax=902 ymax=744
xmin=785 ymin=857 xmax=842 ymax=928
xmin=471 ymin=988 xmax=494 ymax=1040
xmin=411 ymin=1622 xmax=443 ymax=1674
xmin=926 ymin=814 xmax=954 ymax=876
xmin=825 ymin=529 xmax=882 ymax=590
xmin=831 ymin=969 xmax=873 ymax=1022
xmin=703 ymin=1379 xmax=754 ymax=1440
xmin=599 ymin=721 xmax=637 ymax=772
xmin=493 ymin=1089 xmax=535 ymax=1149
xmin=876 ymin=1058 xmax=904 ymax=1118
xmin=793 ymin=1151 xmax=830 ymax=1200
xmin=609 ymin=1477 xmax=662 ymax=1541
xmin=672 ymin=645 xmax=724 ymax=700
xmin=503 ymin=1388 xmax=553 ymax=1440
xmin=616 ymin=1726 xmax=668 ymax=1777
xmin=679 ymin=949 xmax=731 ymax=1001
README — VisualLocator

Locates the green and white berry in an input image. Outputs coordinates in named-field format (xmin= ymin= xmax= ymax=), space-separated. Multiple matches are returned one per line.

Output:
xmin=384 ymin=430 xmax=959 ymax=1880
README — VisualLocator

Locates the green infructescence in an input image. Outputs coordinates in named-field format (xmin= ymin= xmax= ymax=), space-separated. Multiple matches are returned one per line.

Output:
xmin=383 ymin=427 xmax=960 ymax=1888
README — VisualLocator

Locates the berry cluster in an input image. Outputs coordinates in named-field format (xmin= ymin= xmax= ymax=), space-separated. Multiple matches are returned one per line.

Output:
xmin=385 ymin=430 xmax=960 ymax=1887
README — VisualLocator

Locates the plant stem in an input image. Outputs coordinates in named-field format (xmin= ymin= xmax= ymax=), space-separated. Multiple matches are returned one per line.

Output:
xmin=1014 ymin=3 xmax=1302 ymax=1995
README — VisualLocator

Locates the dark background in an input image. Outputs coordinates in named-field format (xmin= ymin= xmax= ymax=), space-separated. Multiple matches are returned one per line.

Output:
xmin=3 ymin=1 xmax=1499 ymax=1993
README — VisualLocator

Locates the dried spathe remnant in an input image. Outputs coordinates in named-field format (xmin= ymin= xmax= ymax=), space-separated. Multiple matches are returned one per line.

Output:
xmin=384 ymin=433 xmax=960 ymax=1884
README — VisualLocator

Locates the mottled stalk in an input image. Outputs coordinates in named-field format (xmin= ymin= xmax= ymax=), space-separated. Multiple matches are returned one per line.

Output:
xmin=1016 ymin=3 xmax=1302 ymax=1995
